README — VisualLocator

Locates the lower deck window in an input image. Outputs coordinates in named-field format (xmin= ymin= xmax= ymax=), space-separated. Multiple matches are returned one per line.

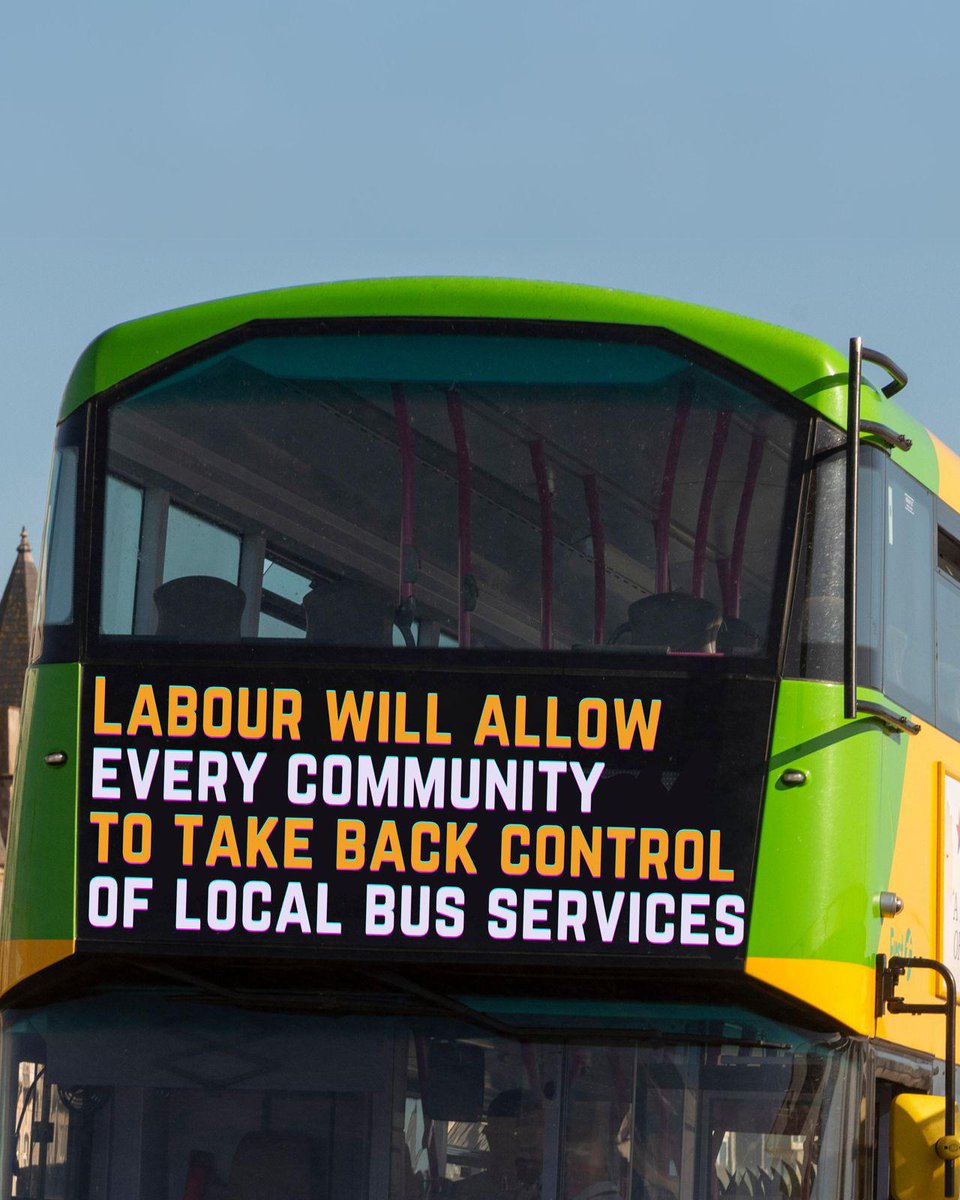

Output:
xmin=2 ymin=993 xmax=854 ymax=1200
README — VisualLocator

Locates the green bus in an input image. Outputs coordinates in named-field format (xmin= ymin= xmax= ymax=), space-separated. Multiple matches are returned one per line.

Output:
xmin=3 ymin=278 xmax=959 ymax=1200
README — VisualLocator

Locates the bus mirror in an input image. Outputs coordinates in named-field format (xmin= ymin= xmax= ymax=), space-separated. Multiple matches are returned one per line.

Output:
xmin=891 ymin=1094 xmax=960 ymax=1200
xmin=421 ymin=1040 xmax=485 ymax=1121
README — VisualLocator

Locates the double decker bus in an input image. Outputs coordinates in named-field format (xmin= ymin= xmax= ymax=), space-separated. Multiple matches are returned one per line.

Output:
xmin=3 ymin=278 xmax=959 ymax=1200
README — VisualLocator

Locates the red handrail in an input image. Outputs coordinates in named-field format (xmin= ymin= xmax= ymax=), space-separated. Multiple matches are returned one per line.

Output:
xmin=393 ymin=384 xmax=416 ymax=603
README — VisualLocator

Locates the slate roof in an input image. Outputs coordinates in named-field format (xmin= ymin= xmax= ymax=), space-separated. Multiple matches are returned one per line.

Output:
xmin=0 ymin=529 xmax=38 ymax=708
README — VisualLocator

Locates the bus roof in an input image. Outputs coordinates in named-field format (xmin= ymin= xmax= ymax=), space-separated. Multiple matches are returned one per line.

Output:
xmin=61 ymin=276 xmax=937 ymax=488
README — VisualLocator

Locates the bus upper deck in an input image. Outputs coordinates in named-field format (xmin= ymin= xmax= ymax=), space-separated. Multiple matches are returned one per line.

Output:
xmin=4 ymin=278 xmax=960 ymax=1200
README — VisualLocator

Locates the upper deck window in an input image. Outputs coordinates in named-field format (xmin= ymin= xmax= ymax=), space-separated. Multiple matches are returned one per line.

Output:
xmin=96 ymin=325 xmax=803 ymax=657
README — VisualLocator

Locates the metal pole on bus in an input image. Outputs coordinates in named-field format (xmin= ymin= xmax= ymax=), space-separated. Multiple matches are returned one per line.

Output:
xmin=844 ymin=338 xmax=861 ymax=721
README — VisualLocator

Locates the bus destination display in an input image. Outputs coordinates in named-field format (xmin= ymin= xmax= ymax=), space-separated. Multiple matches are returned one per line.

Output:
xmin=77 ymin=669 xmax=774 ymax=965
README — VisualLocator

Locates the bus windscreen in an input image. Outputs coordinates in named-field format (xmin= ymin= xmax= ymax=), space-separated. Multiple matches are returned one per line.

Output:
xmin=94 ymin=327 xmax=802 ymax=654
xmin=2 ymin=993 xmax=853 ymax=1200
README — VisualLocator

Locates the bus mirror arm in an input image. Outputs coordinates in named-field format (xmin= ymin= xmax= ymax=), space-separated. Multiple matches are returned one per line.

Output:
xmin=862 ymin=345 xmax=909 ymax=399
xmin=879 ymin=954 xmax=958 ymax=1197
xmin=860 ymin=420 xmax=913 ymax=453
xmin=856 ymin=700 xmax=921 ymax=736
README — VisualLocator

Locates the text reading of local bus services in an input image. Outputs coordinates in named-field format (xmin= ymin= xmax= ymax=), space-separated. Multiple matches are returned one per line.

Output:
xmin=77 ymin=670 xmax=773 ymax=965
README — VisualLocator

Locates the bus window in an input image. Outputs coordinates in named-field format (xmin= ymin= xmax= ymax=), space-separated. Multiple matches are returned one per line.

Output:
xmin=259 ymin=557 xmax=312 ymax=638
xmin=35 ymin=446 xmax=78 ymax=631
xmin=561 ymin=1046 xmax=633 ymax=1200
xmin=786 ymin=441 xmax=922 ymax=708
xmin=95 ymin=328 xmax=805 ymax=655
xmin=1 ymin=995 xmax=856 ymax=1200
xmin=162 ymin=506 xmax=241 ymax=588
xmin=936 ymin=524 xmax=960 ymax=738
xmin=785 ymin=423 xmax=845 ymax=680
xmin=101 ymin=476 xmax=144 ymax=634
xmin=883 ymin=463 xmax=935 ymax=721
xmin=856 ymin=450 xmax=885 ymax=692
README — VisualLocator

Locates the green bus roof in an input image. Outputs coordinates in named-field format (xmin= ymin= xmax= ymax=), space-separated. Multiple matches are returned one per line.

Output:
xmin=60 ymin=276 xmax=934 ymax=485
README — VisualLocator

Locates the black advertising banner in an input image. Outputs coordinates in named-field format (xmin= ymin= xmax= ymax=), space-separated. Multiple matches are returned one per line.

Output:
xmin=77 ymin=668 xmax=775 ymax=966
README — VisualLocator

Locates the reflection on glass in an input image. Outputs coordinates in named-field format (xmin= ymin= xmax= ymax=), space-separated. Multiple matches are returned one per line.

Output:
xmin=101 ymin=476 xmax=144 ymax=633
xmin=2 ymin=995 xmax=852 ymax=1200
xmin=100 ymin=331 xmax=803 ymax=651
xmin=37 ymin=446 xmax=79 ymax=629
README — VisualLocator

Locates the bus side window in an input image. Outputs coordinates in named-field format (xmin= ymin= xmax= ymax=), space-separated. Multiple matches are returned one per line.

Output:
xmin=36 ymin=445 xmax=79 ymax=632
xmin=936 ymin=513 xmax=960 ymax=739
xmin=785 ymin=423 xmax=845 ymax=680
xmin=883 ymin=464 xmax=935 ymax=722
xmin=101 ymin=475 xmax=144 ymax=634
xmin=786 ymin=427 xmax=883 ymax=684
xmin=857 ymin=449 xmax=884 ymax=692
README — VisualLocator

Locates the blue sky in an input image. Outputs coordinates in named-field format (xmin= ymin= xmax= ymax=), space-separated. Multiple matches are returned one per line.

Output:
xmin=2 ymin=0 xmax=958 ymax=562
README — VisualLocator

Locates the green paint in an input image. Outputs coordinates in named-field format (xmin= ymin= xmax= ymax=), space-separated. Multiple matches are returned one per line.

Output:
xmin=61 ymin=278 xmax=848 ymax=416
xmin=59 ymin=278 xmax=939 ymax=492
xmin=748 ymin=680 xmax=908 ymax=966
xmin=1 ymin=664 xmax=79 ymax=942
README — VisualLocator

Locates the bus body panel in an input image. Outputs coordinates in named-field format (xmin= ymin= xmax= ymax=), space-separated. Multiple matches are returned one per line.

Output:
xmin=0 ymin=663 xmax=78 ymax=993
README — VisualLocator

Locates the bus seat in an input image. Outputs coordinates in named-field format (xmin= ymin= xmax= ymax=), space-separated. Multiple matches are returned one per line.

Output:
xmin=153 ymin=575 xmax=246 ymax=642
xmin=717 ymin=616 xmax=760 ymax=655
xmin=302 ymin=579 xmax=394 ymax=645
xmin=224 ymin=1131 xmax=320 ymax=1200
xmin=615 ymin=592 xmax=722 ymax=653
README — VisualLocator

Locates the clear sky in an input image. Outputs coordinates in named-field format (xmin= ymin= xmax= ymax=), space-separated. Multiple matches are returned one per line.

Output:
xmin=2 ymin=0 xmax=958 ymax=564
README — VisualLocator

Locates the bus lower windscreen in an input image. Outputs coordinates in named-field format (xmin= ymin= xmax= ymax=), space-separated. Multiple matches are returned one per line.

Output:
xmin=2 ymin=992 xmax=853 ymax=1200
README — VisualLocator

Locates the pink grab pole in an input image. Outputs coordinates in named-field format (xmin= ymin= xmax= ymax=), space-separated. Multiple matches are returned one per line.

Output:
xmin=691 ymin=410 xmax=731 ymax=598
xmin=446 ymin=389 xmax=473 ymax=648
xmin=725 ymin=423 xmax=768 ymax=618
